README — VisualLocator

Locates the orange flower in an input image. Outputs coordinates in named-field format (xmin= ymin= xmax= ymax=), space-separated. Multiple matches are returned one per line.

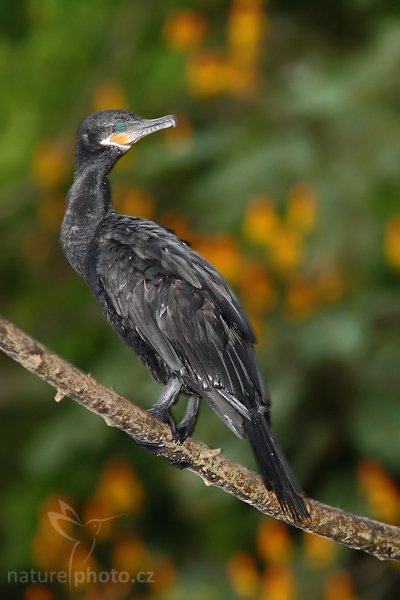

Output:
xmin=68 ymin=542 xmax=98 ymax=587
xmin=315 ymin=265 xmax=345 ymax=305
xmin=38 ymin=194 xmax=65 ymax=230
xmin=225 ymin=56 xmax=259 ymax=97
xmin=114 ymin=187 xmax=155 ymax=219
xmin=160 ymin=210 xmax=194 ymax=243
xmin=324 ymin=571 xmax=357 ymax=600
xmin=88 ymin=458 xmax=144 ymax=518
xmin=243 ymin=197 xmax=280 ymax=246
xmin=83 ymin=582 xmax=131 ymax=599
xmin=32 ymin=495 xmax=77 ymax=569
xmin=81 ymin=498 xmax=119 ymax=542
xmin=227 ymin=552 xmax=260 ymax=597
xmin=257 ymin=520 xmax=294 ymax=565
xmin=260 ymin=565 xmax=296 ymax=600
xmin=186 ymin=52 xmax=229 ymax=97
xmin=303 ymin=533 xmax=337 ymax=569
xmin=240 ymin=260 xmax=278 ymax=314
xmin=31 ymin=140 xmax=70 ymax=190
xmin=163 ymin=114 xmax=194 ymax=153
xmin=384 ymin=216 xmax=400 ymax=270
xmin=22 ymin=230 xmax=53 ymax=264
xmin=194 ymin=233 xmax=244 ymax=285
xmin=285 ymin=277 xmax=317 ymax=319
xmin=286 ymin=183 xmax=317 ymax=235
xmin=92 ymin=81 xmax=127 ymax=112
xmin=164 ymin=10 xmax=208 ymax=52
xmin=24 ymin=585 xmax=55 ymax=600
xmin=32 ymin=523 xmax=70 ymax=570
xmin=358 ymin=460 xmax=400 ymax=524
xmin=151 ymin=555 xmax=177 ymax=594
xmin=112 ymin=534 xmax=146 ymax=573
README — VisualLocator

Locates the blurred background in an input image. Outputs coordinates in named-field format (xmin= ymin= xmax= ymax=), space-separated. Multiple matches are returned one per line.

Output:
xmin=0 ymin=0 xmax=400 ymax=598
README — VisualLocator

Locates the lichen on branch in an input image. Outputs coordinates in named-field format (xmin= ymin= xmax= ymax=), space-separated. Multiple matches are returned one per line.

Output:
xmin=0 ymin=314 xmax=399 ymax=561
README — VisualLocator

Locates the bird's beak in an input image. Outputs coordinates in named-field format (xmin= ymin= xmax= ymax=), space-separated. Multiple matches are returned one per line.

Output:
xmin=109 ymin=115 xmax=176 ymax=147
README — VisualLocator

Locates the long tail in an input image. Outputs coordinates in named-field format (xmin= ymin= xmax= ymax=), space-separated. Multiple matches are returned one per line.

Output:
xmin=244 ymin=412 xmax=308 ymax=521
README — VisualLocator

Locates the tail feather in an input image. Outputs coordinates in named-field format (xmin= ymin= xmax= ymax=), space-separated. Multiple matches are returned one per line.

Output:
xmin=244 ymin=414 xmax=308 ymax=521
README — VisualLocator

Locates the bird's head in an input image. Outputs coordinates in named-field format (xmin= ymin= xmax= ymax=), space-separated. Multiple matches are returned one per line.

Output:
xmin=75 ymin=109 xmax=176 ymax=168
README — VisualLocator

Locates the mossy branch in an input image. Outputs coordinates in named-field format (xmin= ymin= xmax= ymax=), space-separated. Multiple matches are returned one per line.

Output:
xmin=0 ymin=314 xmax=399 ymax=561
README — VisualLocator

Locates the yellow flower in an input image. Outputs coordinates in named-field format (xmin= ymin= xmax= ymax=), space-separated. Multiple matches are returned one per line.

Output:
xmin=164 ymin=10 xmax=208 ymax=52
xmin=227 ymin=552 xmax=260 ymax=597
xmin=243 ymin=197 xmax=280 ymax=246
xmin=384 ymin=216 xmax=400 ymax=270
xmin=286 ymin=182 xmax=317 ymax=235
xmin=228 ymin=0 xmax=267 ymax=63
xmin=268 ymin=224 xmax=304 ymax=275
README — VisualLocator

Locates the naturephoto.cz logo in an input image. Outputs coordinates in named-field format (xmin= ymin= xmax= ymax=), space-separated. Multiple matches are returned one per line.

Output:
xmin=7 ymin=499 xmax=155 ymax=588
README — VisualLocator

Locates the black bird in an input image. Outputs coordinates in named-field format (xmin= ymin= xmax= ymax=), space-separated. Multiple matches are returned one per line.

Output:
xmin=61 ymin=109 xmax=307 ymax=521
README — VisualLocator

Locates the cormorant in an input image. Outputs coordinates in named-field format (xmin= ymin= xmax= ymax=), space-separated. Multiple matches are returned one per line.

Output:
xmin=61 ymin=109 xmax=307 ymax=521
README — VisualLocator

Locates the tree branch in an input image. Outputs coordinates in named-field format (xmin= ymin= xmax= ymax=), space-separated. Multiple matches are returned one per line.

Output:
xmin=0 ymin=314 xmax=399 ymax=561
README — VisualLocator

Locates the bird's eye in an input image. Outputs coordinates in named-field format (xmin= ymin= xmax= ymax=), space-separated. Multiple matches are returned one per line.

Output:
xmin=114 ymin=123 xmax=126 ymax=132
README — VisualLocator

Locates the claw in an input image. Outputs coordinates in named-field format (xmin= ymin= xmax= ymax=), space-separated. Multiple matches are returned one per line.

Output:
xmin=147 ymin=406 xmax=179 ymax=442
xmin=136 ymin=439 xmax=190 ymax=469
xmin=138 ymin=382 xmax=199 ymax=468
xmin=175 ymin=395 xmax=200 ymax=443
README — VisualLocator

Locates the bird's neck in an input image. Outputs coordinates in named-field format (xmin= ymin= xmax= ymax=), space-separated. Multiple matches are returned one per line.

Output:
xmin=61 ymin=162 xmax=112 ymax=279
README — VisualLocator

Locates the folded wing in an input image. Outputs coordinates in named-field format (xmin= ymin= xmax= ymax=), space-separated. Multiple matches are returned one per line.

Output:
xmin=95 ymin=215 xmax=269 ymax=431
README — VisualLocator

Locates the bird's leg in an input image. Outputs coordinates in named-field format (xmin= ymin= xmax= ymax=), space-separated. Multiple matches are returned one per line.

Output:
xmin=147 ymin=377 xmax=181 ymax=441
xmin=138 ymin=378 xmax=192 ymax=470
xmin=176 ymin=395 xmax=200 ymax=443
